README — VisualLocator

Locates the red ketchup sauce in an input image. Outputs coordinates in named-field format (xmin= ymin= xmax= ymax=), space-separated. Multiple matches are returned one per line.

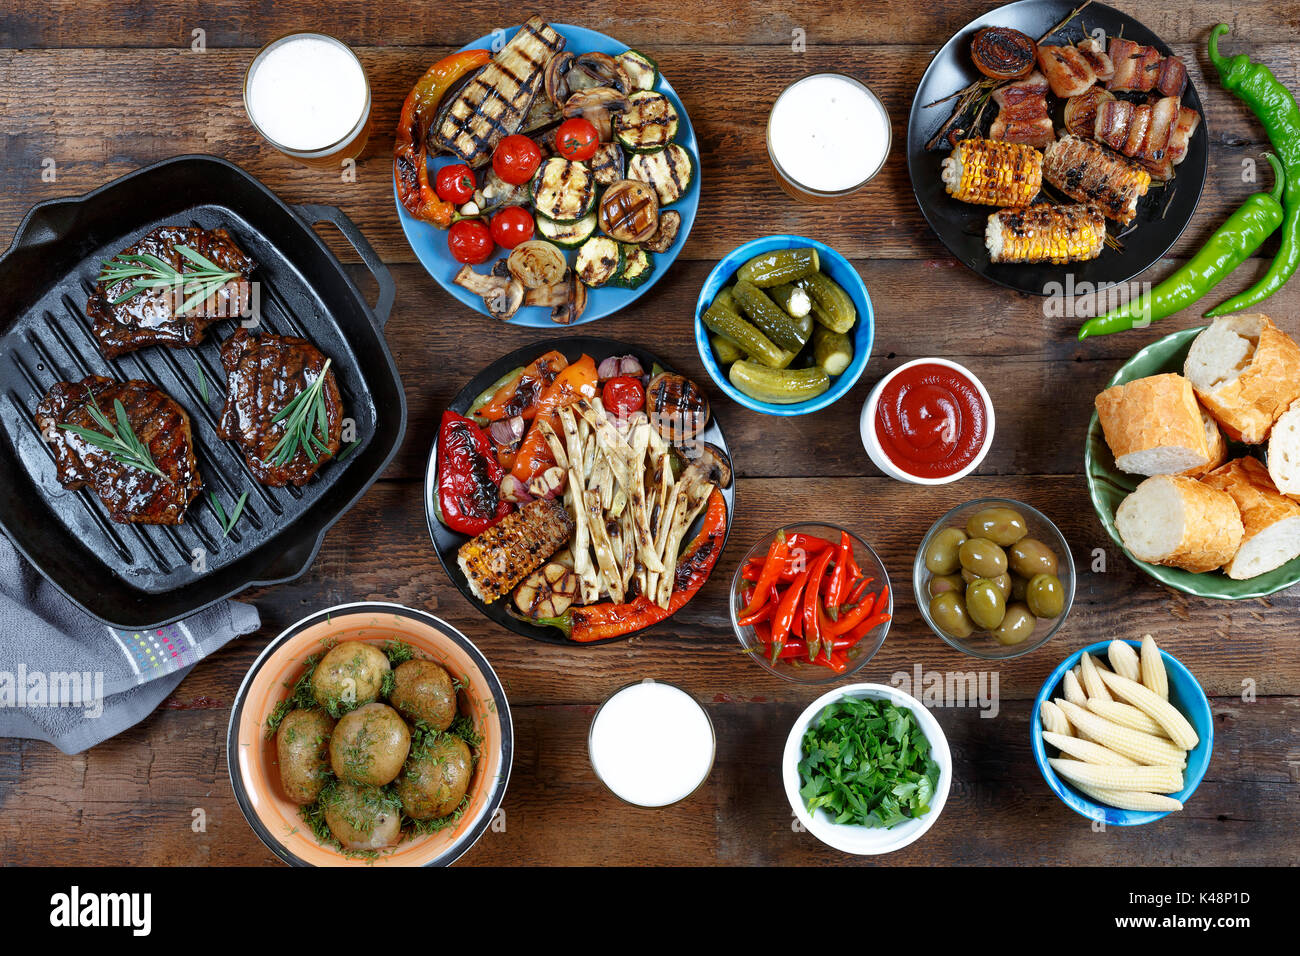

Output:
xmin=874 ymin=363 xmax=988 ymax=479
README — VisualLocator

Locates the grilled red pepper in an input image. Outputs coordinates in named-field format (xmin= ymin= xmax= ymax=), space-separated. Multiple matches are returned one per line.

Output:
xmin=436 ymin=410 xmax=512 ymax=536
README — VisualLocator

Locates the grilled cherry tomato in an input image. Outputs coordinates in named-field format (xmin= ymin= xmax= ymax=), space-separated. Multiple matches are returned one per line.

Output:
xmin=602 ymin=375 xmax=645 ymax=418
xmin=490 ymin=206 xmax=536 ymax=249
xmin=556 ymin=117 xmax=600 ymax=161
xmin=447 ymin=219 xmax=494 ymax=264
xmin=492 ymin=134 xmax=543 ymax=186
xmin=435 ymin=163 xmax=476 ymax=204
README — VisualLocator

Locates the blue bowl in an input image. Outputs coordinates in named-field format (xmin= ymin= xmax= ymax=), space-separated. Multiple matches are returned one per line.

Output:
xmin=694 ymin=235 xmax=873 ymax=417
xmin=394 ymin=23 xmax=701 ymax=327
xmin=1031 ymin=640 xmax=1213 ymax=825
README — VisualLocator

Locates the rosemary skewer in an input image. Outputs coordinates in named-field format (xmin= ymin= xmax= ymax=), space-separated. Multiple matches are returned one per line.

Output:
xmin=99 ymin=244 xmax=241 ymax=315
xmin=268 ymin=359 xmax=334 ymax=467
xmin=58 ymin=389 xmax=163 ymax=477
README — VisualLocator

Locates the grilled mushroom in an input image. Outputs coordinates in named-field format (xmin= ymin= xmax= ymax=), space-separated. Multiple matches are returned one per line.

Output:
xmin=647 ymin=372 xmax=710 ymax=441
xmin=514 ymin=560 xmax=579 ymax=619
xmin=544 ymin=52 xmax=576 ymax=109
xmin=563 ymin=87 xmax=631 ymax=142
xmin=571 ymin=52 xmax=633 ymax=94
xmin=523 ymin=272 xmax=587 ymax=325
xmin=453 ymin=265 xmax=525 ymax=321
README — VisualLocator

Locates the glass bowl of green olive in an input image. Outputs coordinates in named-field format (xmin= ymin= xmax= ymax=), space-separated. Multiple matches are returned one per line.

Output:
xmin=913 ymin=498 xmax=1075 ymax=660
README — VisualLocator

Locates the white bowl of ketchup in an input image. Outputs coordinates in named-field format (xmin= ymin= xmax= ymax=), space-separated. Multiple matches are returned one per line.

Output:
xmin=859 ymin=358 xmax=995 ymax=485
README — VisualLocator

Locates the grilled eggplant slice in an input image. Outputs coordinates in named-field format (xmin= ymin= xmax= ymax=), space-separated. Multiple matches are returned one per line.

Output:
xmin=642 ymin=209 xmax=681 ymax=253
xmin=589 ymin=142 xmax=625 ymax=186
xmin=530 ymin=157 xmax=597 ymax=223
xmin=457 ymin=497 xmax=575 ymax=605
xmin=575 ymin=235 xmax=623 ymax=288
xmin=599 ymin=179 xmax=660 ymax=243
xmin=433 ymin=15 xmax=566 ymax=165
xmin=628 ymin=144 xmax=693 ymax=206
xmin=614 ymin=90 xmax=679 ymax=152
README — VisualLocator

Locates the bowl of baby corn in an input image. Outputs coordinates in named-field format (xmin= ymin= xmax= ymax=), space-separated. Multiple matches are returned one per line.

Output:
xmin=1031 ymin=635 xmax=1213 ymax=825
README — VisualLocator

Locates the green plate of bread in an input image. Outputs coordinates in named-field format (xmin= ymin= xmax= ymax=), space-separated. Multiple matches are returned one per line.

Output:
xmin=1086 ymin=315 xmax=1300 ymax=599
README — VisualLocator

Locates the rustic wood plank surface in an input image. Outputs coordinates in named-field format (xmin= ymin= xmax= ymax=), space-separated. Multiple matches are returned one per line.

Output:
xmin=1 ymin=0 xmax=1298 ymax=866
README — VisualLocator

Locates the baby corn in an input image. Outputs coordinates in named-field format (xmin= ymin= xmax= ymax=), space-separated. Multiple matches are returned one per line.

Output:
xmin=1086 ymin=698 xmax=1169 ymax=739
xmin=941 ymin=138 xmax=1043 ymax=206
xmin=1140 ymin=635 xmax=1169 ymax=700
xmin=1108 ymin=639 xmax=1143 ymax=682
xmin=1040 ymin=699 xmax=1073 ymax=737
xmin=985 ymin=203 xmax=1107 ymax=264
xmin=1049 ymin=757 xmax=1184 ymax=794
xmin=1042 ymin=731 xmax=1138 ymax=767
xmin=1098 ymin=669 xmax=1200 ymax=749
xmin=1080 ymin=651 xmax=1114 ymax=701
xmin=1056 ymin=699 xmax=1187 ymax=767
xmin=1072 ymin=782 xmax=1184 ymax=813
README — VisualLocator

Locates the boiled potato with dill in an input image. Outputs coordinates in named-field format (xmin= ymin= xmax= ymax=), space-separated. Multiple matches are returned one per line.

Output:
xmin=388 ymin=659 xmax=458 ymax=732
xmin=312 ymin=641 xmax=390 ymax=714
xmin=329 ymin=702 xmax=411 ymax=786
xmin=397 ymin=734 xmax=473 ymax=820
xmin=322 ymin=782 xmax=403 ymax=851
xmin=276 ymin=709 xmax=335 ymax=805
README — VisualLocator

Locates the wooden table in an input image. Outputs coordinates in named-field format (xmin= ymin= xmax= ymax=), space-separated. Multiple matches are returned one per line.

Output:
xmin=1 ymin=0 xmax=1297 ymax=866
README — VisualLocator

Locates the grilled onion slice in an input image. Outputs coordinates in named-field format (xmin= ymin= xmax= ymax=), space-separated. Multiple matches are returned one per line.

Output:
xmin=970 ymin=27 xmax=1037 ymax=80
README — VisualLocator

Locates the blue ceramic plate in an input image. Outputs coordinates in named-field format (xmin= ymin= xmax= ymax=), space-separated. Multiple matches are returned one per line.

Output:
xmin=395 ymin=23 xmax=700 ymax=327
xmin=1031 ymin=640 xmax=1213 ymax=825
xmin=694 ymin=235 xmax=874 ymax=416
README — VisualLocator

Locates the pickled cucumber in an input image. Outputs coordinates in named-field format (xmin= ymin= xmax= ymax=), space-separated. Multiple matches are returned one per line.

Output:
xmin=799 ymin=272 xmax=856 ymax=333
xmin=728 ymin=360 xmax=829 ymax=404
xmin=736 ymin=248 xmax=820 ymax=287
xmin=702 ymin=297 xmax=789 ymax=370
xmin=812 ymin=325 xmax=853 ymax=376
xmin=768 ymin=282 xmax=813 ymax=318
xmin=732 ymin=280 xmax=808 ymax=352
xmin=710 ymin=334 xmax=745 ymax=365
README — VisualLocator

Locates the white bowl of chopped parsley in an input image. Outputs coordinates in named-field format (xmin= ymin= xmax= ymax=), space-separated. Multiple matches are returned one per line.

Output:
xmin=783 ymin=683 xmax=952 ymax=855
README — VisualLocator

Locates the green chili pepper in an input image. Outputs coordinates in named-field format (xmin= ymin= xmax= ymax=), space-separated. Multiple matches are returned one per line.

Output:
xmin=1204 ymin=24 xmax=1300 ymax=316
xmin=1077 ymin=154 xmax=1285 ymax=339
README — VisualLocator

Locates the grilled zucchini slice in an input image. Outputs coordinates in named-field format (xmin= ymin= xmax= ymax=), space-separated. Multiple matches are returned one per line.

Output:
xmin=614 ymin=91 xmax=680 ymax=152
xmin=530 ymin=157 xmax=597 ymax=223
xmin=589 ymin=143 xmax=625 ymax=186
xmin=575 ymin=236 xmax=623 ymax=288
xmin=618 ymin=50 xmax=659 ymax=91
xmin=627 ymin=144 xmax=694 ymax=206
xmin=536 ymin=211 xmax=598 ymax=249
xmin=616 ymin=245 xmax=654 ymax=289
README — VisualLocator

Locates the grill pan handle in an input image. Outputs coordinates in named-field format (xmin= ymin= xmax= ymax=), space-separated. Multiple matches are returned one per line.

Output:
xmin=294 ymin=203 xmax=396 ymax=328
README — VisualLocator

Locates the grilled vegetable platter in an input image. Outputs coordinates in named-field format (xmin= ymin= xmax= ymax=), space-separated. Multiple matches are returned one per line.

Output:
xmin=394 ymin=16 xmax=700 ymax=327
xmin=424 ymin=337 xmax=735 ymax=645
xmin=906 ymin=0 xmax=1208 ymax=294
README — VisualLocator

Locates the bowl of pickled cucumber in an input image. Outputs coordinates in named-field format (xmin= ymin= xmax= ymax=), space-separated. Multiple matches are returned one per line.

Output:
xmin=695 ymin=235 xmax=874 ymax=416
xmin=913 ymin=498 xmax=1075 ymax=660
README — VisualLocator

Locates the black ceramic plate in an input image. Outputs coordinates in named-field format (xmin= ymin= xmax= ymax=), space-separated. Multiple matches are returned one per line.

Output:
xmin=424 ymin=337 xmax=735 ymax=646
xmin=907 ymin=0 xmax=1208 ymax=295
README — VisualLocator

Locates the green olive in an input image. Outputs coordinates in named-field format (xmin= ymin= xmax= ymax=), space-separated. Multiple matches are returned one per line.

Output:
xmin=1010 ymin=573 xmax=1029 ymax=603
xmin=965 ymin=507 xmax=1029 ymax=546
xmin=992 ymin=602 xmax=1038 ymax=645
xmin=928 ymin=573 xmax=965 ymax=598
xmin=924 ymin=527 xmax=968 ymax=575
xmin=1026 ymin=573 xmax=1066 ymax=619
xmin=965 ymin=578 xmax=1007 ymax=630
xmin=1009 ymin=537 xmax=1059 ymax=578
xmin=961 ymin=569 xmax=1011 ymax=599
xmin=958 ymin=537 xmax=1008 ymax=578
xmin=929 ymin=592 xmax=974 ymax=639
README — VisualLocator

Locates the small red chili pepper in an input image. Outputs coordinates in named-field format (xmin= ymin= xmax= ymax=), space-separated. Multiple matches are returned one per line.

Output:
xmin=769 ymin=569 xmax=809 ymax=660
xmin=742 ymin=532 xmax=789 ymax=618
xmin=824 ymin=584 xmax=887 ymax=637
xmin=844 ymin=576 xmax=874 ymax=609
xmin=785 ymin=533 xmax=832 ymax=555
xmin=803 ymin=550 xmax=833 ymax=662
xmin=827 ymin=650 xmax=850 ymax=674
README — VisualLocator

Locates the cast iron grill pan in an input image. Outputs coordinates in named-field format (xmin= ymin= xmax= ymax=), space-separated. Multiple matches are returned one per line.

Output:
xmin=0 ymin=156 xmax=405 ymax=630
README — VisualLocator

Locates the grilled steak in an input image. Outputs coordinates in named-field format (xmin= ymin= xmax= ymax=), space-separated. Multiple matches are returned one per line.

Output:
xmin=433 ymin=15 xmax=566 ymax=165
xmin=217 ymin=329 xmax=343 ymax=487
xmin=88 ymin=226 xmax=256 ymax=359
xmin=35 ymin=376 xmax=202 ymax=525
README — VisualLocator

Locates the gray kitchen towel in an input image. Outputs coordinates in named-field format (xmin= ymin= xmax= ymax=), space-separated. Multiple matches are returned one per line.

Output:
xmin=0 ymin=535 xmax=260 ymax=753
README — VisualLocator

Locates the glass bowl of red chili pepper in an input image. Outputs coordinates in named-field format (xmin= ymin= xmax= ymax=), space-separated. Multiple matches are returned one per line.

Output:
xmin=914 ymin=497 xmax=1075 ymax=660
xmin=732 ymin=523 xmax=893 ymax=683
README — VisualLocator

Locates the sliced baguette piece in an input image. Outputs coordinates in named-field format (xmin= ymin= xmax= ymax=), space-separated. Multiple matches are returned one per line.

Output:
xmin=1095 ymin=373 xmax=1210 ymax=475
xmin=1266 ymin=397 xmax=1300 ymax=497
xmin=1179 ymin=409 xmax=1228 ymax=478
xmin=1200 ymin=456 xmax=1300 ymax=579
xmin=1183 ymin=313 xmax=1300 ymax=444
xmin=1114 ymin=475 xmax=1244 ymax=573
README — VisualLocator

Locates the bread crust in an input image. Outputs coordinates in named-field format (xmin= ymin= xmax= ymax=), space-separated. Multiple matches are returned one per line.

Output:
xmin=1201 ymin=456 xmax=1300 ymax=556
xmin=1266 ymin=397 xmax=1300 ymax=497
xmin=1186 ymin=314 xmax=1300 ymax=444
xmin=1117 ymin=475 xmax=1244 ymax=573
xmin=1095 ymin=373 xmax=1209 ymax=474
xmin=1180 ymin=411 xmax=1228 ymax=478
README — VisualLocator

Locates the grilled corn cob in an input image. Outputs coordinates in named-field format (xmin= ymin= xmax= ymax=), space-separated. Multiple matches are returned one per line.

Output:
xmin=457 ymin=497 xmax=575 ymax=605
xmin=941 ymin=138 xmax=1043 ymax=206
xmin=985 ymin=203 xmax=1106 ymax=263
xmin=1043 ymin=135 xmax=1151 ymax=224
